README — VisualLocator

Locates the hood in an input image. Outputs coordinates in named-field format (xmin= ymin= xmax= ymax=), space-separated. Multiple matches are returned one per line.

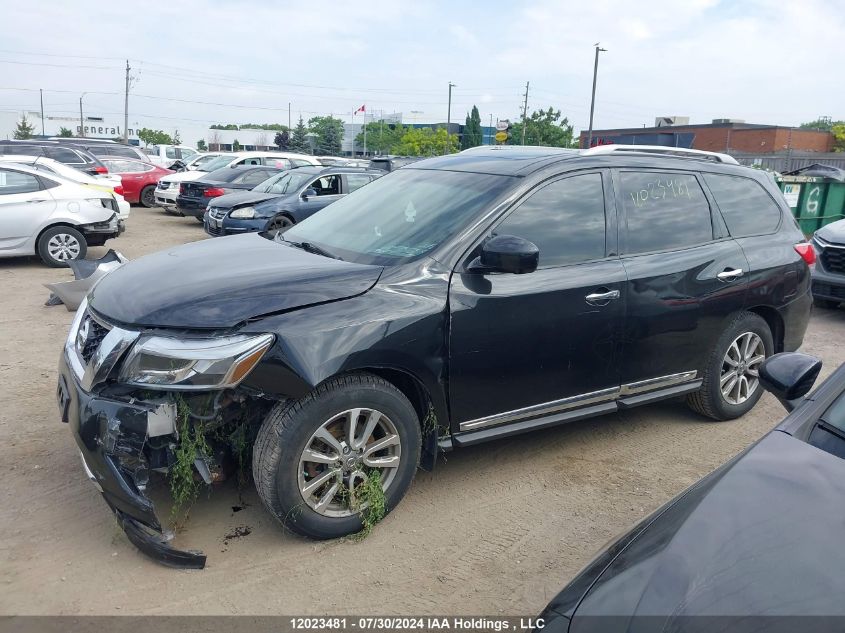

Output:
xmin=208 ymin=190 xmax=280 ymax=209
xmin=88 ymin=233 xmax=383 ymax=329
xmin=161 ymin=171 xmax=204 ymax=184
xmin=816 ymin=218 xmax=845 ymax=245
xmin=559 ymin=431 xmax=845 ymax=623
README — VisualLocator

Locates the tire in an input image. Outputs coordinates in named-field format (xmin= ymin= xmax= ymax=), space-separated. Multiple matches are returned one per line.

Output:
xmin=267 ymin=215 xmax=294 ymax=236
xmin=140 ymin=185 xmax=156 ymax=208
xmin=253 ymin=373 xmax=421 ymax=539
xmin=814 ymin=297 xmax=840 ymax=310
xmin=687 ymin=312 xmax=773 ymax=421
xmin=37 ymin=226 xmax=88 ymax=268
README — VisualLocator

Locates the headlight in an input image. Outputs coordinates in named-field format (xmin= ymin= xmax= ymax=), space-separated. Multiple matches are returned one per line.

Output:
xmin=230 ymin=206 xmax=256 ymax=219
xmin=118 ymin=333 xmax=274 ymax=390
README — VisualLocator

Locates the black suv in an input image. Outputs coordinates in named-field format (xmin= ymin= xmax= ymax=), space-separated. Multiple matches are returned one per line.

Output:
xmin=0 ymin=140 xmax=108 ymax=176
xmin=57 ymin=145 xmax=813 ymax=567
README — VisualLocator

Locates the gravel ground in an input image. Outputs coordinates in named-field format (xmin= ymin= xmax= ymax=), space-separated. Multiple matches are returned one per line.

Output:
xmin=1 ymin=206 xmax=844 ymax=615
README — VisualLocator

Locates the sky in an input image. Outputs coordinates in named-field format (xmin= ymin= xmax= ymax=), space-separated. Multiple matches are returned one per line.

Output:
xmin=1 ymin=0 xmax=843 ymax=144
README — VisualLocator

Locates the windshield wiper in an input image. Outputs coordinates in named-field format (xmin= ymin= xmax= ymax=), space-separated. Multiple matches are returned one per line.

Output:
xmin=282 ymin=238 xmax=342 ymax=261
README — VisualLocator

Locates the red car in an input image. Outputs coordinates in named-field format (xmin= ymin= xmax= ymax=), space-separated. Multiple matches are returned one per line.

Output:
xmin=99 ymin=158 xmax=173 ymax=207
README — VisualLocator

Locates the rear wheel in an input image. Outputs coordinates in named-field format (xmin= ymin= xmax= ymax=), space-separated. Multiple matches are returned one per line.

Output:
xmin=37 ymin=226 xmax=87 ymax=267
xmin=268 ymin=215 xmax=294 ymax=237
xmin=253 ymin=374 xmax=420 ymax=539
xmin=687 ymin=312 xmax=773 ymax=420
xmin=140 ymin=185 xmax=156 ymax=208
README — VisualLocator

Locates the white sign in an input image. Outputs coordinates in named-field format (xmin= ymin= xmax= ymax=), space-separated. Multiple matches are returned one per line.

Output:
xmin=496 ymin=120 xmax=510 ymax=131
xmin=782 ymin=183 xmax=801 ymax=208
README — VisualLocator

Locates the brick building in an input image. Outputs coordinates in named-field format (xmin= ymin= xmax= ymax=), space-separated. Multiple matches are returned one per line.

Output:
xmin=580 ymin=119 xmax=833 ymax=154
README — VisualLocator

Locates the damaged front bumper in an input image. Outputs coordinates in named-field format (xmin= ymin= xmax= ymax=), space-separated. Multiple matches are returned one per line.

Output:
xmin=58 ymin=351 xmax=207 ymax=569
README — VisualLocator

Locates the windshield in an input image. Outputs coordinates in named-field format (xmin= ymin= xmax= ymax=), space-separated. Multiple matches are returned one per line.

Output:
xmin=283 ymin=168 xmax=513 ymax=265
xmin=198 ymin=154 xmax=237 ymax=172
xmin=256 ymin=171 xmax=312 ymax=194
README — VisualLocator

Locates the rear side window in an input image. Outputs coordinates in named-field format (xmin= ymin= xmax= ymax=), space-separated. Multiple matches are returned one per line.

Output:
xmin=0 ymin=144 xmax=43 ymax=156
xmin=46 ymin=147 xmax=84 ymax=164
xmin=92 ymin=146 xmax=139 ymax=159
xmin=0 ymin=169 xmax=42 ymax=194
xmin=621 ymin=172 xmax=713 ymax=254
xmin=346 ymin=174 xmax=373 ymax=192
xmin=495 ymin=173 xmax=606 ymax=268
xmin=704 ymin=174 xmax=782 ymax=237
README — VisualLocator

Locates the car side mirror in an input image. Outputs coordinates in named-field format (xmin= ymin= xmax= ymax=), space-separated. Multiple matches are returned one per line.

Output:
xmin=302 ymin=188 xmax=317 ymax=200
xmin=471 ymin=234 xmax=539 ymax=274
xmin=759 ymin=352 xmax=823 ymax=412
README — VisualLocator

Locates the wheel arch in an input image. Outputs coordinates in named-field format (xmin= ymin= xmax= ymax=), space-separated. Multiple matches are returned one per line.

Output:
xmin=746 ymin=305 xmax=785 ymax=353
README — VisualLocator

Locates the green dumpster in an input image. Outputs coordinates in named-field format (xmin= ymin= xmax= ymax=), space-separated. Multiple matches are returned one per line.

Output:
xmin=778 ymin=176 xmax=845 ymax=235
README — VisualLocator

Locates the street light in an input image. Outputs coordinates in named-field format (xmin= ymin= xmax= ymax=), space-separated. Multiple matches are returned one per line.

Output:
xmin=79 ymin=92 xmax=88 ymax=138
xmin=586 ymin=43 xmax=607 ymax=148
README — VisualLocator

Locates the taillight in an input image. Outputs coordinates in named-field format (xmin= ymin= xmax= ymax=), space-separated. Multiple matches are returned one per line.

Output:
xmin=94 ymin=165 xmax=108 ymax=174
xmin=204 ymin=187 xmax=225 ymax=197
xmin=794 ymin=243 xmax=816 ymax=266
xmin=113 ymin=185 xmax=124 ymax=196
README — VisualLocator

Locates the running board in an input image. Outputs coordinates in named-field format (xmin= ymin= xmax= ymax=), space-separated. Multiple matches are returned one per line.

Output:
xmin=450 ymin=380 xmax=702 ymax=447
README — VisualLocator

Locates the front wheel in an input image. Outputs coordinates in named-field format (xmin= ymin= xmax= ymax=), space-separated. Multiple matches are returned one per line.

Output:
xmin=253 ymin=374 xmax=421 ymax=539
xmin=687 ymin=312 xmax=773 ymax=421
xmin=267 ymin=215 xmax=294 ymax=237
xmin=37 ymin=226 xmax=88 ymax=267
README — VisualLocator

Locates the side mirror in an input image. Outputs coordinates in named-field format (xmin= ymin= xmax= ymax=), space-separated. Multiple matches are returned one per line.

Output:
xmin=472 ymin=234 xmax=539 ymax=274
xmin=759 ymin=352 xmax=823 ymax=412
xmin=302 ymin=188 xmax=317 ymax=200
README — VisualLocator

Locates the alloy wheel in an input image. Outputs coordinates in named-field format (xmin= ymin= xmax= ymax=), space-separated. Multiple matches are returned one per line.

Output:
xmin=298 ymin=408 xmax=401 ymax=517
xmin=47 ymin=233 xmax=81 ymax=262
xmin=720 ymin=332 xmax=766 ymax=405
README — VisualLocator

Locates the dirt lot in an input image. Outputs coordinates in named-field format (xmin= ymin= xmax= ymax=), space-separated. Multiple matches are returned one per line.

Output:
xmin=1 ymin=206 xmax=844 ymax=615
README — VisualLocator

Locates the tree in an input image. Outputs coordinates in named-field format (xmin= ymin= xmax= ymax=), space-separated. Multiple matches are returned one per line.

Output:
xmin=137 ymin=128 xmax=173 ymax=147
xmin=832 ymin=123 xmax=845 ymax=152
xmin=197 ymin=139 xmax=207 ymax=151
xmin=461 ymin=105 xmax=483 ymax=149
xmin=355 ymin=121 xmax=407 ymax=155
xmin=210 ymin=124 xmax=239 ymax=130
xmin=800 ymin=117 xmax=835 ymax=131
xmin=507 ymin=107 xmax=575 ymax=147
xmin=289 ymin=117 xmax=310 ymax=152
xmin=13 ymin=115 xmax=35 ymax=140
xmin=58 ymin=126 xmax=74 ymax=137
xmin=173 ymin=129 xmax=182 ymax=145
xmin=307 ymin=115 xmax=344 ymax=155
xmin=396 ymin=127 xmax=459 ymax=156
xmin=232 ymin=139 xmax=241 ymax=152
xmin=274 ymin=130 xmax=290 ymax=150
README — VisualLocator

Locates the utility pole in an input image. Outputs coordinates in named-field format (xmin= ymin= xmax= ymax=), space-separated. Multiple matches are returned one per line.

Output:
xmin=489 ymin=113 xmax=493 ymax=145
xmin=123 ymin=59 xmax=131 ymax=144
xmin=288 ymin=103 xmax=291 ymax=131
xmin=39 ymin=89 xmax=45 ymax=137
xmin=446 ymin=81 xmax=455 ymax=155
xmin=79 ymin=95 xmax=85 ymax=137
xmin=587 ymin=43 xmax=607 ymax=149
xmin=521 ymin=81 xmax=530 ymax=145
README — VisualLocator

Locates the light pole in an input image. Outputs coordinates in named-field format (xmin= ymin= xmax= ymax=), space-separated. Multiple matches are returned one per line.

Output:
xmin=79 ymin=92 xmax=88 ymax=137
xmin=446 ymin=82 xmax=455 ymax=155
xmin=587 ymin=43 xmax=607 ymax=149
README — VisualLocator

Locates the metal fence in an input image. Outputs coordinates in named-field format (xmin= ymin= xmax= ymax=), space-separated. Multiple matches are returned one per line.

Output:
xmin=730 ymin=150 xmax=845 ymax=173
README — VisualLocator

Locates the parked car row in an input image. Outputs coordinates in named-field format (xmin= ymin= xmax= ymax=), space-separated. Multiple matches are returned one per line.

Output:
xmin=59 ymin=145 xmax=815 ymax=569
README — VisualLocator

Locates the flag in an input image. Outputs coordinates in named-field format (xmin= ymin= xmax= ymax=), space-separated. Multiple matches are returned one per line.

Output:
xmin=354 ymin=105 xmax=366 ymax=114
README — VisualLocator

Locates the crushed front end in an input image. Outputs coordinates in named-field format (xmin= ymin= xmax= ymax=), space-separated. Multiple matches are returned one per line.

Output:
xmin=57 ymin=298 xmax=276 ymax=568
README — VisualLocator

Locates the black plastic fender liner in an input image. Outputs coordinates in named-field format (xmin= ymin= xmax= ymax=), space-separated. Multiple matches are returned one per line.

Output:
xmin=115 ymin=510 xmax=207 ymax=569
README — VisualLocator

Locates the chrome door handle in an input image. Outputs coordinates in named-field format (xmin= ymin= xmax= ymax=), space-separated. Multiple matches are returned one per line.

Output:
xmin=585 ymin=289 xmax=620 ymax=304
xmin=717 ymin=268 xmax=744 ymax=281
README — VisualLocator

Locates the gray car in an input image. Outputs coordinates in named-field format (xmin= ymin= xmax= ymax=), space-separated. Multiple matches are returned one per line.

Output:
xmin=811 ymin=218 xmax=845 ymax=308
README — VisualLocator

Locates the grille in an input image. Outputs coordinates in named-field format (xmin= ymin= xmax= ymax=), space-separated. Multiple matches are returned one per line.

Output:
xmin=813 ymin=282 xmax=845 ymax=300
xmin=209 ymin=207 xmax=229 ymax=220
xmin=820 ymin=247 xmax=845 ymax=275
xmin=206 ymin=223 xmax=226 ymax=237
xmin=79 ymin=314 xmax=111 ymax=364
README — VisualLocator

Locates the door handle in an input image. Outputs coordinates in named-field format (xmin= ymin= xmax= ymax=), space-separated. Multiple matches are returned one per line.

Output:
xmin=585 ymin=289 xmax=620 ymax=305
xmin=717 ymin=268 xmax=744 ymax=281
xmin=27 ymin=199 xmax=48 ymax=203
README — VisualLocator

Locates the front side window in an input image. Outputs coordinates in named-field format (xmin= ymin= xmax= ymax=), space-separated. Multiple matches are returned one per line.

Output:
xmin=284 ymin=169 xmax=513 ymax=265
xmin=46 ymin=147 xmax=83 ymax=164
xmin=310 ymin=175 xmax=340 ymax=196
xmin=1 ymin=145 xmax=42 ymax=156
xmin=494 ymin=173 xmax=606 ymax=268
xmin=165 ymin=147 xmax=178 ymax=159
xmin=621 ymin=171 xmax=713 ymax=254
xmin=704 ymin=173 xmax=782 ymax=237
xmin=0 ymin=169 xmax=42 ymax=195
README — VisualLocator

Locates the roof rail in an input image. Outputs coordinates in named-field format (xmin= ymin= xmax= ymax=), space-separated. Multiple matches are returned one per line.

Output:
xmin=581 ymin=144 xmax=739 ymax=165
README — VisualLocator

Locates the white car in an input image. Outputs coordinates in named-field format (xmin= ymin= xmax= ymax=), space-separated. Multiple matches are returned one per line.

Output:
xmin=154 ymin=151 xmax=321 ymax=212
xmin=143 ymin=144 xmax=200 ymax=169
xmin=0 ymin=163 xmax=123 ymax=267
xmin=184 ymin=152 xmax=224 ymax=171
xmin=0 ymin=155 xmax=130 ymax=221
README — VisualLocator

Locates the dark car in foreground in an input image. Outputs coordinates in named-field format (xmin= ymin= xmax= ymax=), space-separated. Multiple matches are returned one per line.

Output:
xmin=176 ymin=165 xmax=285 ymax=219
xmin=537 ymin=352 xmax=845 ymax=631
xmin=58 ymin=145 xmax=812 ymax=568
xmin=811 ymin=218 xmax=845 ymax=309
xmin=204 ymin=166 xmax=382 ymax=236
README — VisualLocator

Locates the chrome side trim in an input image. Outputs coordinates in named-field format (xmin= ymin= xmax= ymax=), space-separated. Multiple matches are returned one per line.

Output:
xmin=81 ymin=326 xmax=139 ymax=391
xmin=620 ymin=371 xmax=698 ymax=396
xmin=458 ymin=370 xmax=699 ymax=432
